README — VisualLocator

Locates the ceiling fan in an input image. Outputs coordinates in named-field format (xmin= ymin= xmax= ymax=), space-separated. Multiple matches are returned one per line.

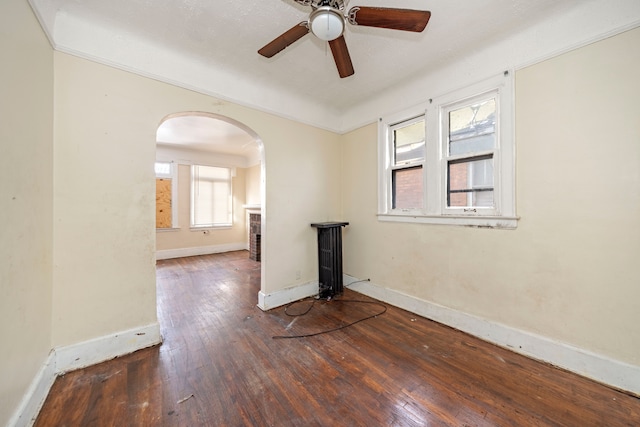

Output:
xmin=258 ymin=0 xmax=431 ymax=78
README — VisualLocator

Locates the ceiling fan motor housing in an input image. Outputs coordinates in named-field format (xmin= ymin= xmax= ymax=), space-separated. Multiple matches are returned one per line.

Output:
xmin=309 ymin=6 xmax=345 ymax=41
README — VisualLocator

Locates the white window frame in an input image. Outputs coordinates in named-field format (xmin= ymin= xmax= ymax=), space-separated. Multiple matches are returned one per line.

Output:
xmin=155 ymin=161 xmax=179 ymax=230
xmin=441 ymin=90 xmax=499 ymax=216
xmin=378 ymin=72 xmax=518 ymax=229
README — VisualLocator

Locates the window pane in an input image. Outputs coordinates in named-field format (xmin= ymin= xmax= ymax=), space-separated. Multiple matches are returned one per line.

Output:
xmin=394 ymin=119 xmax=425 ymax=165
xmin=449 ymin=98 xmax=496 ymax=156
xmin=392 ymin=166 xmax=423 ymax=209
xmin=448 ymin=156 xmax=494 ymax=208
xmin=155 ymin=162 xmax=171 ymax=176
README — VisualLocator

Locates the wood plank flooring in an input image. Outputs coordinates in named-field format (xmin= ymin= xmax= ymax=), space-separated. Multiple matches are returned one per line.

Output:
xmin=35 ymin=251 xmax=640 ymax=426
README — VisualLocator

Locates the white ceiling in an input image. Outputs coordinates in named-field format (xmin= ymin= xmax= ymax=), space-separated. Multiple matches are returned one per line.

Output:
xmin=29 ymin=0 xmax=640 ymax=156
xmin=157 ymin=114 xmax=258 ymax=159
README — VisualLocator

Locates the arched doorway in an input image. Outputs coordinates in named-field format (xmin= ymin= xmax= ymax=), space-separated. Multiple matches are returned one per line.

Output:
xmin=154 ymin=111 xmax=265 ymax=300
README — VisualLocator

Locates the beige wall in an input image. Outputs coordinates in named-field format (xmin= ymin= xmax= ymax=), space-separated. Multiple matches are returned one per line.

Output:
xmin=156 ymin=164 xmax=248 ymax=251
xmin=0 ymin=0 xmax=54 ymax=425
xmin=52 ymin=53 xmax=159 ymax=346
xmin=52 ymin=50 xmax=342 ymax=347
xmin=342 ymin=27 xmax=640 ymax=366
xmin=246 ymin=163 xmax=261 ymax=206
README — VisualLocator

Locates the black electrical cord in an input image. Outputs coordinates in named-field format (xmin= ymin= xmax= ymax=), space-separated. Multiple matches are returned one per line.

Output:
xmin=284 ymin=297 xmax=317 ymax=317
xmin=273 ymin=294 xmax=387 ymax=340
xmin=281 ymin=279 xmax=371 ymax=317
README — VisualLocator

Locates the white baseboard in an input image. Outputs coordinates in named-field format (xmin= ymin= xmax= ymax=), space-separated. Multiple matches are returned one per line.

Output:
xmin=345 ymin=275 xmax=640 ymax=397
xmin=257 ymin=281 xmax=319 ymax=311
xmin=7 ymin=352 xmax=57 ymax=427
xmin=156 ymin=243 xmax=247 ymax=260
xmin=7 ymin=323 xmax=163 ymax=427
xmin=55 ymin=322 xmax=162 ymax=374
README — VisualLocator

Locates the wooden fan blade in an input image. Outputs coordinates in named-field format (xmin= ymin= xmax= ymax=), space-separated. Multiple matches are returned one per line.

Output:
xmin=348 ymin=7 xmax=431 ymax=32
xmin=258 ymin=22 xmax=309 ymax=58
xmin=329 ymin=35 xmax=354 ymax=78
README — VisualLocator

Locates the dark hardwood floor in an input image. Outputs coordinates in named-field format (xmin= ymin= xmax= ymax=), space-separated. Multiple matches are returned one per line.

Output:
xmin=35 ymin=251 xmax=639 ymax=426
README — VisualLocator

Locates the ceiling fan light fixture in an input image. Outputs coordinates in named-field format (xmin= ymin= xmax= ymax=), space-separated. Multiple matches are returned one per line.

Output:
xmin=309 ymin=7 xmax=345 ymax=41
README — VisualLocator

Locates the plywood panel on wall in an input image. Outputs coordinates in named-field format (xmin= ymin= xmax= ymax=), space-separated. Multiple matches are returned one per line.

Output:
xmin=156 ymin=178 xmax=172 ymax=228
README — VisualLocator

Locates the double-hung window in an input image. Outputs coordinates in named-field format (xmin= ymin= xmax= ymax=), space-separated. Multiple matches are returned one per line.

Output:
xmin=390 ymin=116 xmax=425 ymax=211
xmin=378 ymin=72 xmax=517 ymax=228
xmin=443 ymin=94 xmax=497 ymax=213
xmin=191 ymin=165 xmax=233 ymax=228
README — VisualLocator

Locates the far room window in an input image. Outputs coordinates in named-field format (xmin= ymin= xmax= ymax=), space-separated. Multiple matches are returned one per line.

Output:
xmin=191 ymin=165 xmax=233 ymax=228
xmin=155 ymin=161 xmax=177 ymax=229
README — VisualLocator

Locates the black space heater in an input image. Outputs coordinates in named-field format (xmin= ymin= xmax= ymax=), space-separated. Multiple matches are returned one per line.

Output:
xmin=310 ymin=222 xmax=349 ymax=299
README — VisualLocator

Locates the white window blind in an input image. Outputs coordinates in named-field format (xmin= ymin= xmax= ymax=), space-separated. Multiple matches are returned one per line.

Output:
xmin=191 ymin=165 xmax=232 ymax=227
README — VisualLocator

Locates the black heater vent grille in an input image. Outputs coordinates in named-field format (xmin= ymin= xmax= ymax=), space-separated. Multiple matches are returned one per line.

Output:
xmin=311 ymin=222 xmax=348 ymax=299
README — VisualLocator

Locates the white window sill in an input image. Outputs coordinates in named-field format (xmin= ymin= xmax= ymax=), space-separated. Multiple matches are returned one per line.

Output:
xmin=189 ymin=225 xmax=232 ymax=231
xmin=156 ymin=227 xmax=181 ymax=232
xmin=377 ymin=213 xmax=519 ymax=229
